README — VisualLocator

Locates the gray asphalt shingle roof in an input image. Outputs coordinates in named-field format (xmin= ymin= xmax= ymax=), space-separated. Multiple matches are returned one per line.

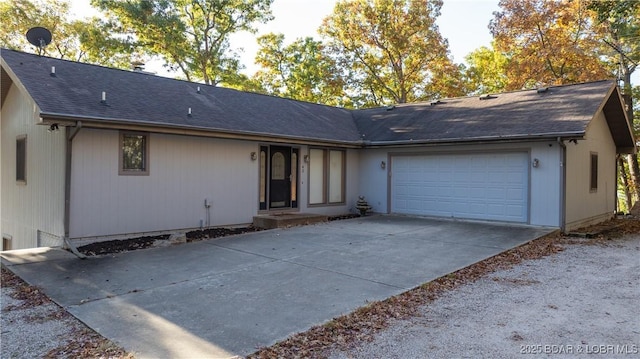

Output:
xmin=353 ymin=81 xmax=619 ymax=144
xmin=1 ymin=49 xmax=633 ymax=150
xmin=1 ymin=49 xmax=359 ymax=143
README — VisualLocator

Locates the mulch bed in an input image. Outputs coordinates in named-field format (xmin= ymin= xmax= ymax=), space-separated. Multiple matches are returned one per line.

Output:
xmin=77 ymin=213 xmax=361 ymax=256
xmin=328 ymin=214 xmax=361 ymax=221
xmin=77 ymin=227 xmax=264 ymax=256
xmin=185 ymin=226 xmax=263 ymax=240
xmin=78 ymin=235 xmax=168 ymax=256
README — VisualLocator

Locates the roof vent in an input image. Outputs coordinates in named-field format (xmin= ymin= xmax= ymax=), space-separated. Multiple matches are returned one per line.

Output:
xmin=385 ymin=105 xmax=396 ymax=111
xmin=536 ymin=87 xmax=549 ymax=94
xmin=479 ymin=94 xmax=497 ymax=100
xmin=131 ymin=60 xmax=145 ymax=72
xmin=430 ymin=100 xmax=444 ymax=106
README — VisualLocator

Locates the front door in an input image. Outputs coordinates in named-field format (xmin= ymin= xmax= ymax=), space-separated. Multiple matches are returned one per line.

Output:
xmin=269 ymin=146 xmax=292 ymax=208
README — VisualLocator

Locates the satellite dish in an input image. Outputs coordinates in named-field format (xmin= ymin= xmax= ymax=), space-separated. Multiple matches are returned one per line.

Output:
xmin=26 ymin=27 xmax=52 ymax=55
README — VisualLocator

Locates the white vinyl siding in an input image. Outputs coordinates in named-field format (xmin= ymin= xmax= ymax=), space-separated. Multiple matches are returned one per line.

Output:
xmin=70 ymin=129 xmax=259 ymax=239
xmin=391 ymin=152 xmax=529 ymax=223
xmin=1 ymin=84 xmax=66 ymax=249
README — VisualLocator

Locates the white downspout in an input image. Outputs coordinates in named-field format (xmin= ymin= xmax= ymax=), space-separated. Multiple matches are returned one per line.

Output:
xmin=63 ymin=121 xmax=85 ymax=258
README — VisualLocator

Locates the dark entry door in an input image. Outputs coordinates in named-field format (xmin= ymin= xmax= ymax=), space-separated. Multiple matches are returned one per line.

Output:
xmin=269 ymin=146 xmax=291 ymax=208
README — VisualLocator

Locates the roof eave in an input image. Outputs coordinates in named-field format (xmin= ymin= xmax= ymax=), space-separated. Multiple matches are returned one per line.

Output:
xmin=363 ymin=132 xmax=586 ymax=147
xmin=39 ymin=112 xmax=362 ymax=148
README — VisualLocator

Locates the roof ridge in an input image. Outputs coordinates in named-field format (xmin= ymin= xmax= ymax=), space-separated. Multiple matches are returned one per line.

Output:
xmin=359 ymin=79 xmax=617 ymax=111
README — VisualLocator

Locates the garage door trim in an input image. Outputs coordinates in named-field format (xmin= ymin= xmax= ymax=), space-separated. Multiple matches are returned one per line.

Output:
xmin=387 ymin=148 xmax=531 ymax=223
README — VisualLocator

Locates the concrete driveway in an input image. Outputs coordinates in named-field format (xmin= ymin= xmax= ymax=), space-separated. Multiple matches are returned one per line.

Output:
xmin=1 ymin=215 xmax=554 ymax=358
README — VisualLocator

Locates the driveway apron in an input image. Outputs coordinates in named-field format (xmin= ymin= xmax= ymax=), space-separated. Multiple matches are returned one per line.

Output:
xmin=1 ymin=215 xmax=554 ymax=358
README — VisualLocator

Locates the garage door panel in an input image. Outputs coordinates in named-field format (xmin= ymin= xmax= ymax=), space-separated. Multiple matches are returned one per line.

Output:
xmin=391 ymin=152 xmax=528 ymax=223
xmin=507 ymin=188 xmax=525 ymax=200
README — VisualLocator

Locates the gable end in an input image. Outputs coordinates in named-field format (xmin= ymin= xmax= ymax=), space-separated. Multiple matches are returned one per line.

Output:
xmin=602 ymin=86 xmax=636 ymax=154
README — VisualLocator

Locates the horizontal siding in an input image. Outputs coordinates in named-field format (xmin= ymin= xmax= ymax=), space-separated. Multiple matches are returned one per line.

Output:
xmin=70 ymin=129 xmax=259 ymax=238
xmin=1 ymin=84 xmax=66 ymax=250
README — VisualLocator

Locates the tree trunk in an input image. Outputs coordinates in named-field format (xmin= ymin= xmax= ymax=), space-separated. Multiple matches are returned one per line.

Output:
xmin=619 ymin=156 xmax=632 ymax=212
xmin=626 ymin=154 xmax=640 ymax=203
xmin=620 ymin=61 xmax=639 ymax=203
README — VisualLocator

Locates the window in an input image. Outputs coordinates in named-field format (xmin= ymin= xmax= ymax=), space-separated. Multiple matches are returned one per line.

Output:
xmin=590 ymin=153 xmax=598 ymax=191
xmin=2 ymin=235 xmax=12 ymax=251
xmin=259 ymin=147 xmax=267 ymax=210
xmin=308 ymin=148 xmax=345 ymax=205
xmin=16 ymin=135 xmax=26 ymax=183
xmin=119 ymin=132 xmax=149 ymax=175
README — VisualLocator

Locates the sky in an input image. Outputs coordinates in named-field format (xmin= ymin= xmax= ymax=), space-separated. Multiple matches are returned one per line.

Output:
xmin=69 ymin=0 xmax=637 ymax=85
xmin=69 ymin=0 xmax=501 ymax=76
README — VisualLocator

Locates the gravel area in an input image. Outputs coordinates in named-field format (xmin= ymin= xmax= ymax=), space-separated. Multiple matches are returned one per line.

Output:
xmin=329 ymin=235 xmax=640 ymax=359
xmin=1 ymin=298 xmax=78 ymax=358
xmin=1 ymin=267 xmax=130 ymax=358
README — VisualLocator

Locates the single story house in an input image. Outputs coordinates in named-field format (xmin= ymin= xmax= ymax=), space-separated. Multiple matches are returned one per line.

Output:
xmin=1 ymin=49 xmax=635 ymax=250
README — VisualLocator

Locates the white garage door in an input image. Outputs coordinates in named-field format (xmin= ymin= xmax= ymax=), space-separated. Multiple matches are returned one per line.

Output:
xmin=391 ymin=152 xmax=529 ymax=223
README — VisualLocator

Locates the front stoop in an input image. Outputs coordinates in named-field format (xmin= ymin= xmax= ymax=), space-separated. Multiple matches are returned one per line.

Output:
xmin=253 ymin=213 xmax=329 ymax=229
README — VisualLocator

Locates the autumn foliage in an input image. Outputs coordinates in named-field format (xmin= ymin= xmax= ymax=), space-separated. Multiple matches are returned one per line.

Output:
xmin=490 ymin=0 xmax=612 ymax=90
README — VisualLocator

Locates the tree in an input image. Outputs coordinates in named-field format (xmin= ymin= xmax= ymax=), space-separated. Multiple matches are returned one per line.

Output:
xmin=463 ymin=44 xmax=508 ymax=95
xmin=587 ymin=0 xmax=640 ymax=209
xmin=319 ymin=0 xmax=463 ymax=108
xmin=93 ymin=0 xmax=274 ymax=86
xmin=253 ymin=33 xmax=348 ymax=107
xmin=490 ymin=0 xmax=612 ymax=90
xmin=0 ymin=0 xmax=131 ymax=67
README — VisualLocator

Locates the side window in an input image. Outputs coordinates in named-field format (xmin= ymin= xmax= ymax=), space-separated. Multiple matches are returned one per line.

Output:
xmin=590 ymin=153 xmax=598 ymax=191
xmin=119 ymin=132 xmax=149 ymax=175
xmin=308 ymin=148 xmax=346 ymax=205
xmin=16 ymin=135 xmax=27 ymax=183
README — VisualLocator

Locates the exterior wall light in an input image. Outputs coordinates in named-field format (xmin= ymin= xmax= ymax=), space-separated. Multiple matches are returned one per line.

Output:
xmin=381 ymin=160 xmax=386 ymax=169
xmin=304 ymin=155 xmax=310 ymax=163
xmin=250 ymin=152 xmax=257 ymax=161
xmin=532 ymin=158 xmax=539 ymax=168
